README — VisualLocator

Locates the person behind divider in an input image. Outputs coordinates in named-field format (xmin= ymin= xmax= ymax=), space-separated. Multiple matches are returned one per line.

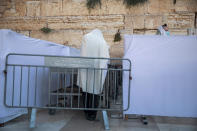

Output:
xmin=157 ymin=24 xmax=170 ymax=36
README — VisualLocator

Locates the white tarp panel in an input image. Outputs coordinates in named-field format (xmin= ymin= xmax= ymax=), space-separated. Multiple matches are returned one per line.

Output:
xmin=78 ymin=29 xmax=110 ymax=94
xmin=123 ymin=35 xmax=197 ymax=117
xmin=0 ymin=29 xmax=80 ymax=123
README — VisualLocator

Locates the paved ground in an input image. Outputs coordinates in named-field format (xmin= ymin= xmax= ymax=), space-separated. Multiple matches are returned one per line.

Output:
xmin=1 ymin=110 xmax=197 ymax=131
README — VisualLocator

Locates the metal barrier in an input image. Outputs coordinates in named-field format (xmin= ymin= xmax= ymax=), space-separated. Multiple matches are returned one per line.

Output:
xmin=4 ymin=53 xmax=131 ymax=130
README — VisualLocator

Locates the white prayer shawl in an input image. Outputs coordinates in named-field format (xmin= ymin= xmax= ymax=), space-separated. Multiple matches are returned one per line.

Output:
xmin=78 ymin=29 xmax=109 ymax=94
xmin=158 ymin=26 xmax=169 ymax=36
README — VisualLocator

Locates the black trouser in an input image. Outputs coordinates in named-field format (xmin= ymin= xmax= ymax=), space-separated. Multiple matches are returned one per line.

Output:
xmin=82 ymin=92 xmax=99 ymax=120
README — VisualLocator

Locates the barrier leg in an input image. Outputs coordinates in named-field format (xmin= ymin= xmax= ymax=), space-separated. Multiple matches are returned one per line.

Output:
xmin=140 ymin=116 xmax=148 ymax=125
xmin=30 ymin=108 xmax=37 ymax=128
xmin=102 ymin=110 xmax=110 ymax=130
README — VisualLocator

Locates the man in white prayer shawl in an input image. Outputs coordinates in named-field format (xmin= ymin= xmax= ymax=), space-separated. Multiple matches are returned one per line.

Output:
xmin=78 ymin=29 xmax=109 ymax=120
xmin=157 ymin=24 xmax=170 ymax=36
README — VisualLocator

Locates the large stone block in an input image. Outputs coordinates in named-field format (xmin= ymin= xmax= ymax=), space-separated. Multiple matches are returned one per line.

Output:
xmin=175 ymin=0 xmax=197 ymax=12
xmin=40 ymin=0 xmax=63 ymax=16
xmin=121 ymin=29 xmax=133 ymax=35
xmin=15 ymin=1 xmax=27 ymax=16
xmin=0 ymin=6 xmax=7 ymax=13
xmin=1 ymin=0 xmax=18 ymax=17
xmin=26 ymin=1 xmax=41 ymax=16
xmin=126 ymin=4 xmax=146 ymax=15
xmin=125 ymin=15 xmax=145 ymax=29
xmin=30 ymin=30 xmax=83 ymax=48
xmin=105 ymin=0 xmax=127 ymax=15
xmin=133 ymin=29 xmax=145 ymax=34
xmin=110 ymin=44 xmax=124 ymax=58
xmin=0 ymin=1 xmax=9 ymax=6
xmin=167 ymin=13 xmax=195 ymax=29
xmin=145 ymin=15 xmax=162 ymax=29
xmin=146 ymin=0 xmax=159 ymax=14
xmin=61 ymin=0 xmax=108 ymax=16
xmin=48 ymin=15 xmax=124 ymax=30
xmin=170 ymin=29 xmax=188 ymax=35
xmin=159 ymin=0 xmax=175 ymax=13
xmin=0 ymin=18 xmax=46 ymax=30
xmin=145 ymin=29 xmax=157 ymax=35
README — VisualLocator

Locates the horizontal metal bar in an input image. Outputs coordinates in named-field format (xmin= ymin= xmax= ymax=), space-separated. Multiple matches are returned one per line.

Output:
xmin=4 ymin=105 xmax=125 ymax=111
xmin=6 ymin=64 xmax=131 ymax=71
xmin=50 ymin=93 xmax=82 ymax=96
xmin=6 ymin=53 xmax=132 ymax=62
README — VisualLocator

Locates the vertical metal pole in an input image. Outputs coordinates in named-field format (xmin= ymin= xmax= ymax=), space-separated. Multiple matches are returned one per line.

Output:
xmin=12 ymin=66 xmax=15 ymax=106
xmin=114 ymin=70 xmax=117 ymax=104
xmin=102 ymin=110 xmax=110 ymax=130
xmin=34 ymin=67 xmax=37 ymax=106
xmin=71 ymin=69 xmax=74 ymax=108
xmin=78 ymin=69 xmax=81 ymax=108
xmin=64 ymin=72 xmax=66 ymax=107
xmin=19 ymin=66 xmax=23 ymax=106
xmin=85 ymin=69 xmax=88 ymax=108
xmin=57 ymin=71 xmax=59 ymax=107
xmin=113 ymin=70 xmax=115 ymax=104
xmin=27 ymin=67 xmax=30 ymax=106
xmin=30 ymin=108 xmax=37 ymax=128
xmin=92 ymin=69 xmax=95 ymax=108
xmin=107 ymin=70 xmax=109 ymax=108
xmin=99 ymin=69 xmax=103 ymax=108
xmin=48 ymin=70 xmax=51 ymax=107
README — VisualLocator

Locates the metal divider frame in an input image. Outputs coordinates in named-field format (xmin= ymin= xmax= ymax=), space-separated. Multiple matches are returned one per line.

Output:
xmin=3 ymin=53 xmax=132 ymax=130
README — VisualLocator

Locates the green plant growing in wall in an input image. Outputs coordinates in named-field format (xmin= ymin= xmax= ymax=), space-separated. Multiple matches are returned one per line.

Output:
xmin=114 ymin=29 xmax=122 ymax=42
xmin=86 ymin=0 xmax=147 ymax=9
xmin=86 ymin=0 xmax=101 ymax=9
xmin=123 ymin=0 xmax=148 ymax=7
xmin=40 ymin=27 xmax=52 ymax=34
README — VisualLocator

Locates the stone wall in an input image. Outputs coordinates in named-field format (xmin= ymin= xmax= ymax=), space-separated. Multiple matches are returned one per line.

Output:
xmin=0 ymin=0 xmax=197 ymax=57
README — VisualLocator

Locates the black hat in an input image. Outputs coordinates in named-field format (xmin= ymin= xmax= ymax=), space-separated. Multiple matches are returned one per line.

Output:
xmin=162 ymin=24 xmax=167 ymax=27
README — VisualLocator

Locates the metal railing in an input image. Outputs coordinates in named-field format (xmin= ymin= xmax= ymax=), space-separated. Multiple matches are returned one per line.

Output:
xmin=4 ymin=53 xmax=131 ymax=112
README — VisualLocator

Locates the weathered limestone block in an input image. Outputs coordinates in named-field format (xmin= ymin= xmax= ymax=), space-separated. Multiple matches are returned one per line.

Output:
xmin=121 ymin=29 xmax=133 ymax=35
xmin=30 ymin=30 xmax=83 ymax=48
xmin=110 ymin=44 xmax=124 ymax=58
xmin=2 ymin=0 xmax=18 ymax=17
xmin=145 ymin=29 xmax=157 ymax=35
xmin=0 ymin=6 xmax=7 ymax=13
xmin=48 ymin=15 xmax=124 ymax=30
xmin=105 ymin=0 xmax=127 ymax=15
xmin=159 ymin=0 xmax=175 ymax=13
xmin=127 ymin=4 xmax=146 ymax=15
xmin=0 ymin=0 xmax=11 ymax=6
xmin=145 ymin=15 xmax=162 ymax=29
xmin=175 ymin=0 xmax=197 ymax=12
xmin=26 ymin=1 xmax=41 ymax=16
xmin=0 ymin=18 xmax=46 ymax=30
xmin=15 ymin=2 xmax=27 ymax=16
xmin=170 ymin=29 xmax=188 ymax=35
xmin=40 ymin=0 xmax=63 ymax=16
xmin=146 ymin=0 xmax=159 ymax=14
xmin=133 ymin=29 xmax=145 ymax=34
xmin=125 ymin=15 xmax=145 ymax=29
xmin=61 ymin=0 xmax=108 ymax=16
xmin=167 ymin=13 xmax=195 ymax=29
xmin=62 ymin=0 xmax=88 ymax=16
